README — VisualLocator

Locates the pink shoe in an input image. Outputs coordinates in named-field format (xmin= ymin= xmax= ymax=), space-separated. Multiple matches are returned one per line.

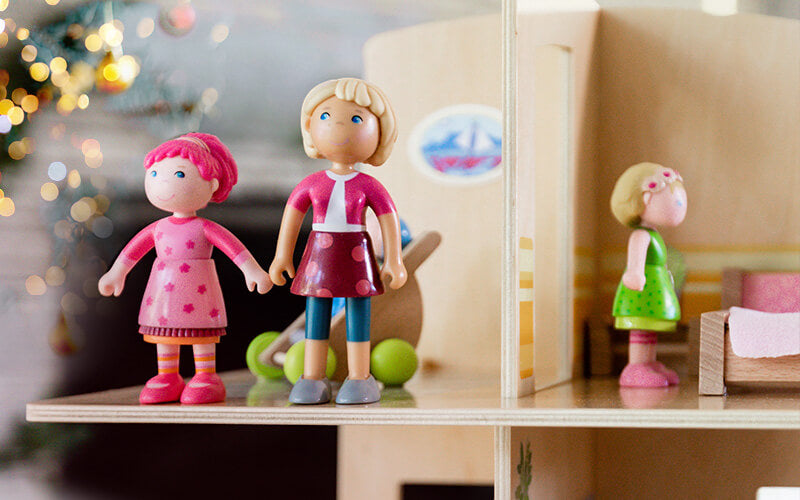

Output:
xmin=180 ymin=372 xmax=226 ymax=404
xmin=139 ymin=373 xmax=185 ymax=404
xmin=619 ymin=363 xmax=669 ymax=388
xmin=649 ymin=361 xmax=680 ymax=385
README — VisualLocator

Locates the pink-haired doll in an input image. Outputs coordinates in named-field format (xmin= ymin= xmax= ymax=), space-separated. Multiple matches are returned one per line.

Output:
xmin=98 ymin=133 xmax=272 ymax=404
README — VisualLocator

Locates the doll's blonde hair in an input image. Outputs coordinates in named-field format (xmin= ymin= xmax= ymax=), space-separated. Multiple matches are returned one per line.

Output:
xmin=300 ymin=78 xmax=398 ymax=166
xmin=610 ymin=162 xmax=684 ymax=227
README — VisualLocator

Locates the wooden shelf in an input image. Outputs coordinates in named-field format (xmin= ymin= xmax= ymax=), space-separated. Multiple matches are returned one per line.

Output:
xmin=27 ymin=369 xmax=800 ymax=429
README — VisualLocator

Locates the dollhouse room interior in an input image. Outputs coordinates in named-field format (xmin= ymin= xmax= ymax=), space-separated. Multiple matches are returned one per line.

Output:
xmin=0 ymin=0 xmax=798 ymax=499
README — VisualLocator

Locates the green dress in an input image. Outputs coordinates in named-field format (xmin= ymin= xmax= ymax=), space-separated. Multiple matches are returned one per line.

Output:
xmin=612 ymin=228 xmax=680 ymax=332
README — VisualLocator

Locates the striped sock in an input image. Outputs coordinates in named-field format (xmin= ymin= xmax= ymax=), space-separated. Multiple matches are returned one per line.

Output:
xmin=193 ymin=344 xmax=216 ymax=374
xmin=156 ymin=344 xmax=180 ymax=375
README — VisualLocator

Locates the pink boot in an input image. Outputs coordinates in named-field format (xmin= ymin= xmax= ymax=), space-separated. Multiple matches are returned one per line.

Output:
xmin=139 ymin=373 xmax=185 ymax=404
xmin=180 ymin=372 xmax=226 ymax=404
xmin=619 ymin=362 xmax=669 ymax=388
xmin=649 ymin=361 xmax=680 ymax=385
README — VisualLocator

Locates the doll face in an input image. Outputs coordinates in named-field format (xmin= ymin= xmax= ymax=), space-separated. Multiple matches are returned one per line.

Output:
xmin=308 ymin=96 xmax=380 ymax=164
xmin=641 ymin=184 xmax=687 ymax=228
xmin=144 ymin=156 xmax=219 ymax=214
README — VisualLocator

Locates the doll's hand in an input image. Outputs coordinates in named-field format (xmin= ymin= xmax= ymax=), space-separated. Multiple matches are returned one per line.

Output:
xmin=268 ymin=256 xmax=295 ymax=286
xmin=622 ymin=270 xmax=646 ymax=291
xmin=241 ymin=258 xmax=273 ymax=294
xmin=98 ymin=268 xmax=126 ymax=297
xmin=381 ymin=260 xmax=407 ymax=290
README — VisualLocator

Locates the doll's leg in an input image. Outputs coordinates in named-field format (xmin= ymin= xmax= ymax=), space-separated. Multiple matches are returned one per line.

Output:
xmin=304 ymin=297 xmax=332 ymax=380
xmin=345 ymin=297 xmax=371 ymax=380
xmin=139 ymin=343 xmax=184 ymax=404
xmin=620 ymin=330 xmax=669 ymax=387
xmin=180 ymin=343 xmax=225 ymax=404
xmin=628 ymin=330 xmax=679 ymax=385
xmin=336 ymin=298 xmax=380 ymax=404
xmin=288 ymin=297 xmax=333 ymax=404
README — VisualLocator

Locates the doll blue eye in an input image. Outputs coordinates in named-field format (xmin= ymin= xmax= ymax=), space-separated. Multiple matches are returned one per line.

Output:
xmin=351 ymin=115 xmax=363 ymax=124
xmin=320 ymin=112 xmax=330 ymax=120
xmin=175 ymin=171 xmax=185 ymax=178
xmin=150 ymin=170 xmax=157 ymax=177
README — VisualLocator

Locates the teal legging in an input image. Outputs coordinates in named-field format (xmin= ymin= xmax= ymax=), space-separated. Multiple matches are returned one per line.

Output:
xmin=305 ymin=297 xmax=370 ymax=343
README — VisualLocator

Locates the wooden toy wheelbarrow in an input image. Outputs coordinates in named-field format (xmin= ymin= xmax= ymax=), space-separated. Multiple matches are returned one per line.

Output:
xmin=246 ymin=231 xmax=441 ymax=383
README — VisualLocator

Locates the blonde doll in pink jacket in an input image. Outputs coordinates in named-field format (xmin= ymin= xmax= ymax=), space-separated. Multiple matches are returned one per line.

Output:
xmin=99 ymin=133 xmax=272 ymax=404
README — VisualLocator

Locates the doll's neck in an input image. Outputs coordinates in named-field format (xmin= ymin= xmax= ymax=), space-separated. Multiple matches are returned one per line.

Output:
xmin=329 ymin=162 xmax=358 ymax=175
xmin=172 ymin=211 xmax=197 ymax=218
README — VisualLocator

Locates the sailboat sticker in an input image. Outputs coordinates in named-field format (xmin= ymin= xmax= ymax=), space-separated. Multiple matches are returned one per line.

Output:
xmin=408 ymin=104 xmax=502 ymax=184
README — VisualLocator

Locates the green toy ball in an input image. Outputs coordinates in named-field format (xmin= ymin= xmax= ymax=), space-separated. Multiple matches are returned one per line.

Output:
xmin=246 ymin=331 xmax=284 ymax=380
xmin=283 ymin=340 xmax=337 ymax=385
xmin=370 ymin=339 xmax=418 ymax=386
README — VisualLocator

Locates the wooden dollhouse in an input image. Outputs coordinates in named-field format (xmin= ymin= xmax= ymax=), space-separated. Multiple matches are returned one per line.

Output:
xmin=27 ymin=3 xmax=800 ymax=498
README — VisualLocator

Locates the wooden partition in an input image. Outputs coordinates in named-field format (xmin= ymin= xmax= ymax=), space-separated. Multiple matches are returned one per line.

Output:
xmin=363 ymin=16 xmax=503 ymax=374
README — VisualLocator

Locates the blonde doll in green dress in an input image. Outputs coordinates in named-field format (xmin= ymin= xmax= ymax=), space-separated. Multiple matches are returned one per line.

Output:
xmin=611 ymin=163 xmax=687 ymax=387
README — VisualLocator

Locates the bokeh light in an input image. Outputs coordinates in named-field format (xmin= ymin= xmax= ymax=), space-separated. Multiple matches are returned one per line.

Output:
xmin=45 ymin=266 xmax=66 ymax=286
xmin=56 ymin=94 xmax=77 ymax=115
xmin=0 ymin=0 xmax=8 ymax=12
xmin=211 ymin=24 xmax=229 ymax=43
xmin=137 ymin=17 xmax=154 ymax=38
xmin=77 ymin=94 xmax=89 ymax=109
xmin=21 ymin=94 xmax=38 ymax=113
xmin=30 ymin=62 xmax=50 ymax=82
xmin=70 ymin=199 xmax=93 ymax=222
xmin=48 ymin=161 xmax=67 ymax=181
xmin=41 ymin=182 xmax=59 ymax=201
xmin=0 ymin=115 xmax=11 ymax=133
xmin=84 ymin=33 xmax=102 ymax=52
xmin=67 ymin=169 xmax=81 ymax=188
xmin=81 ymin=138 xmax=101 ymax=157
xmin=8 ymin=140 xmax=25 ymax=159
xmin=7 ymin=106 xmax=23 ymax=125
xmin=25 ymin=275 xmax=47 ymax=296
xmin=0 ymin=98 xmax=12 ymax=114
xmin=46 ymin=0 xmax=61 ymax=5
xmin=0 ymin=197 xmax=15 ymax=216
xmin=85 ymin=152 xmax=103 ymax=168
xmin=21 ymin=136 xmax=35 ymax=154
xmin=21 ymin=44 xmax=37 ymax=62
xmin=99 ymin=22 xmax=123 ymax=46
xmin=16 ymin=28 xmax=29 ymax=41
xmin=50 ymin=56 xmax=67 ymax=73
xmin=61 ymin=292 xmax=88 ymax=315
xmin=91 ymin=216 xmax=114 ymax=239
xmin=0 ymin=33 xmax=7 ymax=49
xmin=94 ymin=194 xmax=110 ymax=213
xmin=11 ymin=88 xmax=26 ymax=104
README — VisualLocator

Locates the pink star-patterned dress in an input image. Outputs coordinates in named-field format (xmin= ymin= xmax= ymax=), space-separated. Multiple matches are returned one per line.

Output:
xmin=119 ymin=216 xmax=252 ymax=342
xmin=287 ymin=170 xmax=397 ymax=298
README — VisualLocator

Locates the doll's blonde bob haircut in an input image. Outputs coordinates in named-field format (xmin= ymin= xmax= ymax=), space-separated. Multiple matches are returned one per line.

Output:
xmin=610 ymin=162 xmax=684 ymax=227
xmin=300 ymin=78 xmax=398 ymax=166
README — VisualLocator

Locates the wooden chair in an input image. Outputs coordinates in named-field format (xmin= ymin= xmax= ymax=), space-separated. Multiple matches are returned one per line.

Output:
xmin=698 ymin=268 xmax=800 ymax=395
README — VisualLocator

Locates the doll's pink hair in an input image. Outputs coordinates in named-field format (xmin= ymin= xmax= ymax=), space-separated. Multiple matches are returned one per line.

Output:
xmin=144 ymin=132 xmax=238 ymax=203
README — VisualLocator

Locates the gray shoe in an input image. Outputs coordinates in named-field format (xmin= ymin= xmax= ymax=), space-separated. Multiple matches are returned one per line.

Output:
xmin=288 ymin=377 xmax=331 ymax=405
xmin=335 ymin=375 xmax=381 ymax=404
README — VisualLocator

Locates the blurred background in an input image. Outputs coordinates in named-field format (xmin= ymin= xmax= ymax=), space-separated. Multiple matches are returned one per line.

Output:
xmin=0 ymin=0 xmax=795 ymax=499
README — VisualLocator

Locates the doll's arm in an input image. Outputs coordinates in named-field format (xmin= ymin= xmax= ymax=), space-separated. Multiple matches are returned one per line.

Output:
xmin=377 ymin=212 xmax=407 ymax=289
xmin=98 ymin=222 xmax=156 ymax=297
xmin=204 ymin=221 xmax=272 ymax=294
xmin=622 ymin=229 xmax=651 ymax=291
xmin=268 ymin=206 xmax=305 ymax=286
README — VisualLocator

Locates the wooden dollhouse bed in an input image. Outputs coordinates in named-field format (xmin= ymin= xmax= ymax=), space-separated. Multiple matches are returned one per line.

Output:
xmin=698 ymin=268 xmax=800 ymax=395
